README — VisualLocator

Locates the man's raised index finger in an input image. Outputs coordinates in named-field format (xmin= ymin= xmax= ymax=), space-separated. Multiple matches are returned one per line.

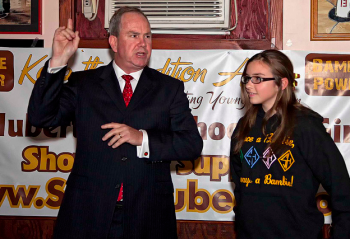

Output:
xmin=67 ymin=18 xmax=74 ymax=31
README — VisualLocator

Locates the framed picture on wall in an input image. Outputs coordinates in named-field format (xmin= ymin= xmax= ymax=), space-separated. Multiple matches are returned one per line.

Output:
xmin=311 ymin=0 xmax=350 ymax=40
xmin=0 ymin=0 xmax=41 ymax=34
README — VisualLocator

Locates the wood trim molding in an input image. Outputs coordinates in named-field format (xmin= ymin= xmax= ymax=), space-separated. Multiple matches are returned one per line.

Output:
xmin=270 ymin=0 xmax=283 ymax=49
xmin=0 ymin=216 xmax=331 ymax=239
xmin=78 ymin=38 xmax=273 ymax=50
xmin=59 ymin=0 xmax=283 ymax=50
xmin=59 ymin=0 xmax=74 ymax=27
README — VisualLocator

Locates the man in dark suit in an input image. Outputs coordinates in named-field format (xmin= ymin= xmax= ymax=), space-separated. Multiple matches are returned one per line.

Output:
xmin=28 ymin=7 xmax=203 ymax=239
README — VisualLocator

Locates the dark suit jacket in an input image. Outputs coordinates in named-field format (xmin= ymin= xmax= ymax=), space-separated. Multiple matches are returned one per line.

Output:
xmin=28 ymin=60 xmax=203 ymax=239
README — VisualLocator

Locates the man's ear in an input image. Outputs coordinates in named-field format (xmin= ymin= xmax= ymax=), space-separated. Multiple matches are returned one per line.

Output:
xmin=109 ymin=35 xmax=118 ymax=53
xmin=281 ymin=77 xmax=288 ymax=90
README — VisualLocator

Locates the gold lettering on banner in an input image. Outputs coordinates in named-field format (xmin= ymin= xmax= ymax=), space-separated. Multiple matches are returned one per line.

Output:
xmin=313 ymin=77 xmax=350 ymax=91
xmin=0 ymin=57 xmax=7 ymax=69
xmin=305 ymin=54 xmax=350 ymax=96
xmin=312 ymin=59 xmax=350 ymax=73
xmin=0 ymin=74 xmax=4 ymax=86
xmin=0 ymin=51 xmax=14 ymax=91
xmin=157 ymin=57 xmax=207 ymax=83
xmin=21 ymin=146 xmax=75 ymax=173
xmin=82 ymin=56 xmax=104 ymax=70
xmin=176 ymin=155 xmax=229 ymax=182
xmin=213 ymin=58 xmax=249 ymax=87
xmin=18 ymin=54 xmax=48 ymax=85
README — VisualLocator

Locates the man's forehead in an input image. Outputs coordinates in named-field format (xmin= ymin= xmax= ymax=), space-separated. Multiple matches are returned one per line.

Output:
xmin=120 ymin=17 xmax=150 ymax=30
xmin=125 ymin=30 xmax=152 ymax=34
xmin=121 ymin=12 xmax=149 ymax=24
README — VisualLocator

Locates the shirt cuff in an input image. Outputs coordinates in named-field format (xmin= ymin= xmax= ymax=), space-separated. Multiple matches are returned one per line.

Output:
xmin=47 ymin=60 xmax=66 ymax=74
xmin=137 ymin=129 xmax=150 ymax=158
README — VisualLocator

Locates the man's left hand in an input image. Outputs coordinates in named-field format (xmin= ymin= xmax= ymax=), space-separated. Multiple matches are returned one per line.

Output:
xmin=101 ymin=123 xmax=143 ymax=148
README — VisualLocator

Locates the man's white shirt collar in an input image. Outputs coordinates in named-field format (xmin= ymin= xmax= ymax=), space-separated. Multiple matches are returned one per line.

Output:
xmin=113 ymin=61 xmax=143 ymax=92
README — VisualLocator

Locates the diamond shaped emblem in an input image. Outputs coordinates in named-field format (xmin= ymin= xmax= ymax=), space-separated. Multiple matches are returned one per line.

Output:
xmin=278 ymin=150 xmax=295 ymax=172
xmin=262 ymin=147 xmax=277 ymax=169
xmin=244 ymin=146 xmax=260 ymax=168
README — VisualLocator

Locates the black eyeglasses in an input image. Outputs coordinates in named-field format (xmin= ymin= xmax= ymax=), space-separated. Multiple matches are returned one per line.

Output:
xmin=241 ymin=76 xmax=276 ymax=84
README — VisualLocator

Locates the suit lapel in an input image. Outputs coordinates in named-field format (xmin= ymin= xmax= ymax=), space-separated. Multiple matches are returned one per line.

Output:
xmin=126 ymin=66 xmax=156 ymax=112
xmin=99 ymin=63 xmax=156 ymax=113
xmin=99 ymin=61 xmax=127 ymax=113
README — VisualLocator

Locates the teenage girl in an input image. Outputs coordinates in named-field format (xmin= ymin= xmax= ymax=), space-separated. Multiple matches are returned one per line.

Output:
xmin=230 ymin=50 xmax=350 ymax=239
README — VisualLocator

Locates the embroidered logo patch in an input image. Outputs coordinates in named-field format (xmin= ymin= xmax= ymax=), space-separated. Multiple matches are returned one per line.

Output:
xmin=244 ymin=146 xmax=260 ymax=168
xmin=278 ymin=150 xmax=295 ymax=172
xmin=262 ymin=147 xmax=277 ymax=169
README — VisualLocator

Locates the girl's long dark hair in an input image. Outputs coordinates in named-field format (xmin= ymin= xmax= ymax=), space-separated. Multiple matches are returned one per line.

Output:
xmin=233 ymin=50 xmax=306 ymax=155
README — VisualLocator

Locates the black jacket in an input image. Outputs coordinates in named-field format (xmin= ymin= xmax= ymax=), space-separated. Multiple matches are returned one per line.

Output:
xmin=230 ymin=106 xmax=350 ymax=239
xmin=28 ymin=61 xmax=203 ymax=239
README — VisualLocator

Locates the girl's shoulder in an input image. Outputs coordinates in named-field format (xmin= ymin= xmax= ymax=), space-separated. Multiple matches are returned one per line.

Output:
xmin=294 ymin=106 xmax=325 ymax=133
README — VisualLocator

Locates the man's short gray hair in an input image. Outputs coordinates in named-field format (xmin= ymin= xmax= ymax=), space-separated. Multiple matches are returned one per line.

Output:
xmin=109 ymin=7 xmax=149 ymax=37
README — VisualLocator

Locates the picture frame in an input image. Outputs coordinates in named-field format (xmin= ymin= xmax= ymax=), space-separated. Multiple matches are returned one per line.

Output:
xmin=311 ymin=0 xmax=350 ymax=41
xmin=0 ymin=0 xmax=41 ymax=34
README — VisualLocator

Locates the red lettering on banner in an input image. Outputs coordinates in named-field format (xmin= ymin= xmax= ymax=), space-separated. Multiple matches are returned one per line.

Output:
xmin=342 ymin=0 xmax=347 ymax=7
xmin=323 ymin=117 xmax=350 ymax=143
xmin=174 ymin=179 xmax=235 ymax=214
xmin=193 ymin=115 xmax=238 ymax=140
xmin=207 ymin=91 xmax=244 ymax=110
xmin=0 ymin=113 xmax=76 ymax=138
xmin=45 ymin=178 xmax=66 ymax=209
xmin=192 ymin=116 xmax=350 ymax=144
xmin=0 ymin=185 xmax=40 ymax=208
xmin=188 ymin=180 xmax=210 ymax=212
xmin=212 ymin=190 xmax=234 ymax=213
xmin=0 ymin=178 xmax=66 ymax=209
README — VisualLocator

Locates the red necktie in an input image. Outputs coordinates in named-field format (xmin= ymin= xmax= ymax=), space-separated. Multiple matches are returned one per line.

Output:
xmin=117 ymin=75 xmax=133 ymax=202
xmin=122 ymin=75 xmax=133 ymax=107
xmin=117 ymin=183 xmax=123 ymax=201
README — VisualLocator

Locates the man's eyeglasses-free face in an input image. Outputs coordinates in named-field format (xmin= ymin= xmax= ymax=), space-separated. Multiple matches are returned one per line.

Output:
xmin=241 ymin=76 xmax=276 ymax=84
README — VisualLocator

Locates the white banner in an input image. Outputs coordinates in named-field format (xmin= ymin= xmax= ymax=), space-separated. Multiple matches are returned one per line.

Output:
xmin=0 ymin=48 xmax=349 ymax=223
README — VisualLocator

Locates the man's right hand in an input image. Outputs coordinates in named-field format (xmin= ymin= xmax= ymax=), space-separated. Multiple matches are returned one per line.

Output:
xmin=50 ymin=19 xmax=80 ymax=68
